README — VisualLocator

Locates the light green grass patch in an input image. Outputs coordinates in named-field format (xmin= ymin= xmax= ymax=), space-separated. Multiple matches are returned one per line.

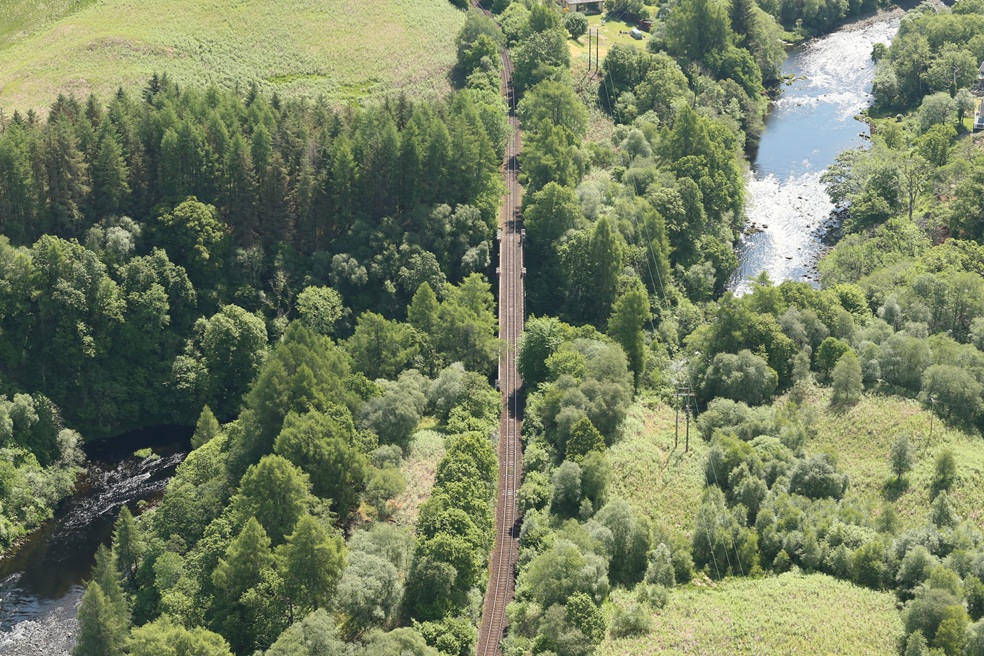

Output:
xmin=600 ymin=572 xmax=903 ymax=655
xmin=0 ymin=0 xmax=100 ymax=51
xmin=0 ymin=0 xmax=466 ymax=113
xmin=391 ymin=428 xmax=446 ymax=527
xmin=794 ymin=386 xmax=984 ymax=531
xmin=608 ymin=400 xmax=708 ymax=536
xmin=568 ymin=13 xmax=642 ymax=67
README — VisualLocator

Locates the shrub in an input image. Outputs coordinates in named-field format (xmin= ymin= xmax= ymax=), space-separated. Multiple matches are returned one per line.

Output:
xmin=920 ymin=364 xmax=983 ymax=422
xmin=830 ymin=351 xmax=863 ymax=406
xmin=564 ymin=11 xmax=588 ymax=40
xmin=788 ymin=454 xmax=848 ymax=500
xmin=702 ymin=350 xmax=778 ymax=406
xmin=609 ymin=600 xmax=653 ymax=638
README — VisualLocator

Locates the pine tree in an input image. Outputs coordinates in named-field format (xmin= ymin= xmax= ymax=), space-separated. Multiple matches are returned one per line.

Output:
xmin=608 ymin=280 xmax=652 ymax=389
xmin=276 ymin=514 xmax=346 ymax=615
xmin=258 ymin=152 xmax=292 ymax=244
xmin=220 ymin=132 xmax=258 ymax=245
xmin=0 ymin=123 xmax=39 ymax=242
xmin=290 ymin=161 xmax=318 ymax=253
xmin=90 ymin=119 xmax=130 ymax=218
xmin=192 ymin=405 xmax=221 ymax=450
xmin=112 ymin=507 xmax=142 ymax=588
xmin=92 ymin=544 xmax=127 ymax=618
xmin=44 ymin=115 xmax=90 ymax=235
xmin=424 ymin=120 xmax=451 ymax=204
xmin=586 ymin=217 xmax=623 ymax=327
xmin=398 ymin=120 xmax=424 ymax=211
xmin=565 ymin=417 xmax=606 ymax=463
xmin=729 ymin=0 xmax=756 ymax=44
xmin=328 ymin=136 xmax=357 ymax=233
xmin=73 ymin=582 xmax=126 ymax=656
xmin=642 ymin=209 xmax=671 ymax=296
xmin=212 ymin=517 xmax=274 ymax=601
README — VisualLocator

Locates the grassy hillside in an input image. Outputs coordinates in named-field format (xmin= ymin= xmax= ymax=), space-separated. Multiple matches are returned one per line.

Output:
xmin=609 ymin=400 xmax=708 ymax=535
xmin=611 ymin=388 xmax=984 ymax=537
xmin=601 ymin=573 xmax=904 ymax=655
xmin=793 ymin=386 xmax=984 ymax=531
xmin=0 ymin=0 xmax=465 ymax=112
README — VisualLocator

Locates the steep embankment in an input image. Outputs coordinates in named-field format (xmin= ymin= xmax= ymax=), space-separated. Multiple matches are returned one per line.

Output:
xmin=0 ymin=0 xmax=464 ymax=112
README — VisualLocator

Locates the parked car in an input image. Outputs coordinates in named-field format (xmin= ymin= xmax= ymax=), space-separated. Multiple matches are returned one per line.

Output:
xmin=975 ymin=115 xmax=984 ymax=133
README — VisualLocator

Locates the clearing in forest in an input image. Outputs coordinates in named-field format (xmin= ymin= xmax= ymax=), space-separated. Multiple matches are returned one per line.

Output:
xmin=0 ymin=0 xmax=465 ymax=113
xmin=601 ymin=572 xmax=903 ymax=655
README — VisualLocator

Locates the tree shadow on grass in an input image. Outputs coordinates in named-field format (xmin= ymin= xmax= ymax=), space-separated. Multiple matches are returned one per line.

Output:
xmin=882 ymin=476 xmax=909 ymax=502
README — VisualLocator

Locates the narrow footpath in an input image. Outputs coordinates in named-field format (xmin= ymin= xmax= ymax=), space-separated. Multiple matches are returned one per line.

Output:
xmin=475 ymin=2 xmax=524 ymax=654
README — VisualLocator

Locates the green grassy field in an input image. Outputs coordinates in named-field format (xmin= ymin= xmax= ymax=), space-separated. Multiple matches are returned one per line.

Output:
xmin=796 ymin=386 xmax=984 ymax=531
xmin=610 ymin=387 xmax=984 ymax=537
xmin=608 ymin=399 xmax=709 ymax=536
xmin=0 ymin=0 xmax=465 ymax=113
xmin=568 ymin=13 xmax=643 ymax=67
xmin=601 ymin=572 xmax=904 ymax=655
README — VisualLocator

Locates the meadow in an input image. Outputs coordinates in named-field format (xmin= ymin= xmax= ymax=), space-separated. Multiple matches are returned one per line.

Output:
xmin=0 ymin=0 xmax=466 ymax=113
xmin=390 ymin=428 xmax=446 ymax=527
xmin=601 ymin=572 xmax=904 ymax=655
xmin=796 ymin=386 xmax=984 ymax=531
xmin=567 ymin=12 xmax=642 ymax=67
xmin=608 ymin=398 xmax=709 ymax=536
xmin=610 ymin=386 xmax=984 ymax=539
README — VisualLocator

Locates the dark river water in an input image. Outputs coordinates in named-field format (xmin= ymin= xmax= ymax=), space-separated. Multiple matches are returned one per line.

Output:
xmin=0 ymin=427 xmax=190 ymax=655
xmin=730 ymin=14 xmax=901 ymax=293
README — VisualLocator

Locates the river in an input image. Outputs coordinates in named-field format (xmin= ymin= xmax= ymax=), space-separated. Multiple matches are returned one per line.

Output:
xmin=0 ymin=428 xmax=190 ymax=656
xmin=730 ymin=13 xmax=901 ymax=294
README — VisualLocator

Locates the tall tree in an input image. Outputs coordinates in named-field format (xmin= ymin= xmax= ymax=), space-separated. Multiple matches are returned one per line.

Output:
xmin=273 ymin=408 xmax=367 ymax=516
xmin=90 ymin=119 xmax=130 ymax=218
xmin=112 ymin=507 xmax=142 ymax=588
xmin=44 ymin=115 xmax=90 ymax=235
xmin=276 ymin=514 xmax=346 ymax=616
xmin=608 ymin=280 xmax=652 ymax=388
xmin=191 ymin=405 xmax=221 ymax=450
xmin=666 ymin=0 xmax=732 ymax=63
xmin=73 ymin=582 xmax=127 ymax=656
xmin=220 ymin=132 xmax=258 ymax=245
xmin=586 ymin=217 xmax=623 ymax=327
xmin=231 ymin=455 xmax=312 ymax=544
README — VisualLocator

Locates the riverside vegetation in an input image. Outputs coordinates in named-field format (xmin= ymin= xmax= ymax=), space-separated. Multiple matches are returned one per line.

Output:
xmin=1 ymin=0 xmax=984 ymax=655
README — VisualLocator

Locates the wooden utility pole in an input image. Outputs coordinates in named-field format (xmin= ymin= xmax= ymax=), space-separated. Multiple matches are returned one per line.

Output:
xmin=685 ymin=404 xmax=690 ymax=453
xmin=674 ymin=394 xmax=679 ymax=447
xmin=675 ymin=385 xmax=697 ymax=453
xmin=588 ymin=29 xmax=593 ymax=71
xmin=594 ymin=29 xmax=600 ymax=71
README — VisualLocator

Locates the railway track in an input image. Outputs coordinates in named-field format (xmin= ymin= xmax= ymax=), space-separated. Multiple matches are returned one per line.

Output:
xmin=475 ymin=1 xmax=524 ymax=654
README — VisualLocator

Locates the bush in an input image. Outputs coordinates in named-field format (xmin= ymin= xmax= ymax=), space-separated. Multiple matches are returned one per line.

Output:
xmin=788 ymin=454 xmax=848 ymax=500
xmin=702 ymin=350 xmax=778 ymax=406
xmin=920 ymin=364 xmax=983 ymax=422
xmin=609 ymin=600 xmax=653 ymax=638
xmin=830 ymin=351 xmax=863 ymax=406
xmin=564 ymin=11 xmax=588 ymax=40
